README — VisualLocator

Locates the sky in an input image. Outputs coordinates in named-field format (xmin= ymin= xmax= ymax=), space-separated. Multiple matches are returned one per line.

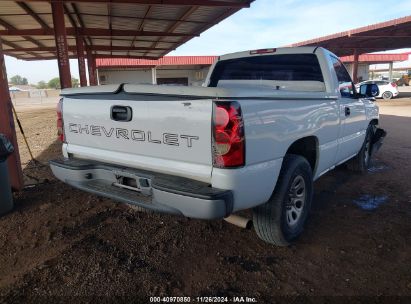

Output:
xmin=4 ymin=0 xmax=411 ymax=84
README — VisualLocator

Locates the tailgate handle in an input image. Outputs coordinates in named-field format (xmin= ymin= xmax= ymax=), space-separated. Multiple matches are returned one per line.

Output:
xmin=111 ymin=106 xmax=132 ymax=122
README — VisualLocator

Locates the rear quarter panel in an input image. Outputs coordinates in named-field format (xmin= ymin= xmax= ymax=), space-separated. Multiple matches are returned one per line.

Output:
xmin=213 ymin=96 xmax=341 ymax=211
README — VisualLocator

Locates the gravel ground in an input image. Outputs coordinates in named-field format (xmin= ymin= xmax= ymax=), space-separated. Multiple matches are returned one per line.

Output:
xmin=0 ymin=102 xmax=410 ymax=303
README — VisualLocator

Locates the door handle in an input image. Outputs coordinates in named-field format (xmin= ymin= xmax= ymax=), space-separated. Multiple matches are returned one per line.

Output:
xmin=111 ymin=106 xmax=132 ymax=122
xmin=345 ymin=107 xmax=351 ymax=116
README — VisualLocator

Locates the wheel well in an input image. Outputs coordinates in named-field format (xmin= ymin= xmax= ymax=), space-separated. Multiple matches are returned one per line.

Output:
xmin=285 ymin=136 xmax=318 ymax=172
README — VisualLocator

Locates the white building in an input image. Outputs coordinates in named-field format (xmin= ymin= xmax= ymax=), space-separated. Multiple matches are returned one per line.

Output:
xmin=96 ymin=56 xmax=217 ymax=86
xmin=341 ymin=53 xmax=409 ymax=82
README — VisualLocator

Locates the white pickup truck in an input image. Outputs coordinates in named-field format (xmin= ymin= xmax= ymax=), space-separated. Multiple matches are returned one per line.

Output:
xmin=50 ymin=47 xmax=386 ymax=246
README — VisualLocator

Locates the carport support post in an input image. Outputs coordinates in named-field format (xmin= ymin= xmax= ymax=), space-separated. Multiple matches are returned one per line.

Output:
xmin=51 ymin=0 xmax=72 ymax=89
xmin=352 ymin=49 xmax=359 ymax=83
xmin=87 ymin=49 xmax=97 ymax=86
xmin=388 ymin=62 xmax=393 ymax=82
xmin=76 ymin=35 xmax=87 ymax=87
xmin=0 ymin=37 xmax=24 ymax=190
xmin=152 ymin=67 xmax=157 ymax=84
xmin=92 ymin=57 xmax=97 ymax=85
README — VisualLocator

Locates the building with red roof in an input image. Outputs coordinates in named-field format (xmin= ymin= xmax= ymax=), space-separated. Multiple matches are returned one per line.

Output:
xmin=96 ymin=56 xmax=218 ymax=86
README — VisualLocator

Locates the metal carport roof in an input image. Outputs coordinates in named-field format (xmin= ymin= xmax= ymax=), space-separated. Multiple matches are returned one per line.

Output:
xmin=290 ymin=15 xmax=411 ymax=57
xmin=0 ymin=0 xmax=252 ymax=60
xmin=341 ymin=53 xmax=409 ymax=64
xmin=0 ymin=0 xmax=253 ymax=191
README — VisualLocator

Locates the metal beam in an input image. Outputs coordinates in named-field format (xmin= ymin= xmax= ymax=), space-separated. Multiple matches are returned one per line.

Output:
xmin=87 ymin=48 xmax=97 ymax=86
xmin=350 ymin=34 xmax=411 ymax=38
xmin=352 ymin=49 xmax=359 ymax=83
xmin=63 ymin=3 xmax=91 ymax=52
xmin=159 ymin=6 xmax=239 ymax=57
xmin=0 ymin=37 xmax=24 ymax=191
xmin=70 ymin=3 xmax=93 ymax=48
xmin=67 ymin=11 xmax=207 ymax=24
xmin=1 ymin=39 xmax=25 ymax=50
xmin=63 ymin=3 xmax=78 ymax=28
xmin=130 ymin=5 xmax=152 ymax=56
xmin=145 ymin=5 xmax=198 ymax=56
xmin=16 ymin=2 xmax=51 ymax=29
xmin=18 ymin=0 xmax=251 ymax=8
xmin=107 ymin=2 xmax=112 ymax=56
xmin=0 ymin=17 xmax=48 ymax=52
xmin=4 ymin=45 xmax=170 ymax=52
xmin=51 ymin=0 xmax=72 ymax=89
xmin=76 ymin=34 xmax=87 ymax=87
xmin=23 ymin=54 xmax=160 ymax=60
xmin=94 ymin=54 xmax=160 ymax=59
xmin=0 ymin=28 xmax=196 ymax=37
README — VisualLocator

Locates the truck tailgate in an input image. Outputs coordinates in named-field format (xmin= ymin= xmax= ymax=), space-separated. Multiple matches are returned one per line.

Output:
xmin=62 ymin=86 xmax=216 ymax=183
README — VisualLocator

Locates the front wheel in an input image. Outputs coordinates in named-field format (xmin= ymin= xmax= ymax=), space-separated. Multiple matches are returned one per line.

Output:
xmin=253 ymin=154 xmax=313 ymax=246
xmin=347 ymin=124 xmax=375 ymax=173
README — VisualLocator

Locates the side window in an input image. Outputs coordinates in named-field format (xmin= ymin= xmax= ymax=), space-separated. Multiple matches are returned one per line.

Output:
xmin=330 ymin=56 xmax=355 ymax=98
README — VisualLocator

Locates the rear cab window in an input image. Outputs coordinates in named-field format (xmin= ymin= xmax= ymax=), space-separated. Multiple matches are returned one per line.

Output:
xmin=208 ymin=54 xmax=324 ymax=89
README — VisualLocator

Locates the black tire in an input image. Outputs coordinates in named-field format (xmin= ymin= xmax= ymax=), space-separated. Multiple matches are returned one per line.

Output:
xmin=253 ymin=154 xmax=313 ymax=246
xmin=347 ymin=124 xmax=375 ymax=173
xmin=382 ymin=91 xmax=393 ymax=100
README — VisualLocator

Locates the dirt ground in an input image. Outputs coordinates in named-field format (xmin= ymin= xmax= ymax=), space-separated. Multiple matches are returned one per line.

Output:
xmin=0 ymin=99 xmax=410 ymax=303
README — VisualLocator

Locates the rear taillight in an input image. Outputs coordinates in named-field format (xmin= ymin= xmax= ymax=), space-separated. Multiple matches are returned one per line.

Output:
xmin=56 ymin=98 xmax=65 ymax=142
xmin=391 ymin=82 xmax=397 ymax=87
xmin=212 ymin=101 xmax=245 ymax=168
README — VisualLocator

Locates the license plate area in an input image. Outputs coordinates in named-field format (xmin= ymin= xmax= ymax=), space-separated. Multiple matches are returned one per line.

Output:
xmin=112 ymin=170 xmax=152 ymax=196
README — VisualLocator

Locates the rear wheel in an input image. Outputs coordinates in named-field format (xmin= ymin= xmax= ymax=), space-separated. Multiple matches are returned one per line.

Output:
xmin=253 ymin=154 xmax=313 ymax=246
xmin=382 ymin=91 xmax=393 ymax=100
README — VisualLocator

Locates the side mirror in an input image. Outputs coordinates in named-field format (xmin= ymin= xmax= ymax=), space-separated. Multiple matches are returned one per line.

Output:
xmin=359 ymin=83 xmax=379 ymax=99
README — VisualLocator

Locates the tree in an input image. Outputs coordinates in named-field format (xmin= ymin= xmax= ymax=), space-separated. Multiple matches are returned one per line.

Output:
xmin=10 ymin=75 xmax=28 ymax=85
xmin=48 ymin=77 xmax=60 ymax=89
xmin=36 ymin=81 xmax=48 ymax=89
xmin=72 ymin=77 xmax=80 ymax=88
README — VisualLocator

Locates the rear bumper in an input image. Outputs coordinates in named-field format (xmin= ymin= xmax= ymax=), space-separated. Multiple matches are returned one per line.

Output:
xmin=49 ymin=158 xmax=233 ymax=219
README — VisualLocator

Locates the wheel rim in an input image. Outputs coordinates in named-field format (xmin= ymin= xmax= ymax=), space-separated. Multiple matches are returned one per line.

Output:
xmin=382 ymin=92 xmax=392 ymax=99
xmin=285 ymin=175 xmax=306 ymax=228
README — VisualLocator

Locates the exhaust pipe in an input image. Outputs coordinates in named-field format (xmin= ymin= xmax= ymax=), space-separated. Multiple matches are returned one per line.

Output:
xmin=224 ymin=214 xmax=252 ymax=229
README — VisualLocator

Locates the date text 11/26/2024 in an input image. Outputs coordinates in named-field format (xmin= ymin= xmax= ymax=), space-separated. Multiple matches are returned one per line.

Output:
xmin=149 ymin=296 xmax=258 ymax=303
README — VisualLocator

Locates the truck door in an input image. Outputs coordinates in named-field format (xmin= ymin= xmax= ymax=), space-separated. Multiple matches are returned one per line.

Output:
xmin=330 ymin=56 xmax=367 ymax=163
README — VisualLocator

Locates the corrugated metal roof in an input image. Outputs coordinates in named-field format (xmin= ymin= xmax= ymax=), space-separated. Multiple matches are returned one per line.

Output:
xmin=290 ymin=15 xmax=411 ymax=57
xmin=341 ymin=53 xmax=409 ymax=63
xmin=0 ymin=0 xmax=252 ymax=61
xmin=96 ymin=55 xmax=218 ymax=67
